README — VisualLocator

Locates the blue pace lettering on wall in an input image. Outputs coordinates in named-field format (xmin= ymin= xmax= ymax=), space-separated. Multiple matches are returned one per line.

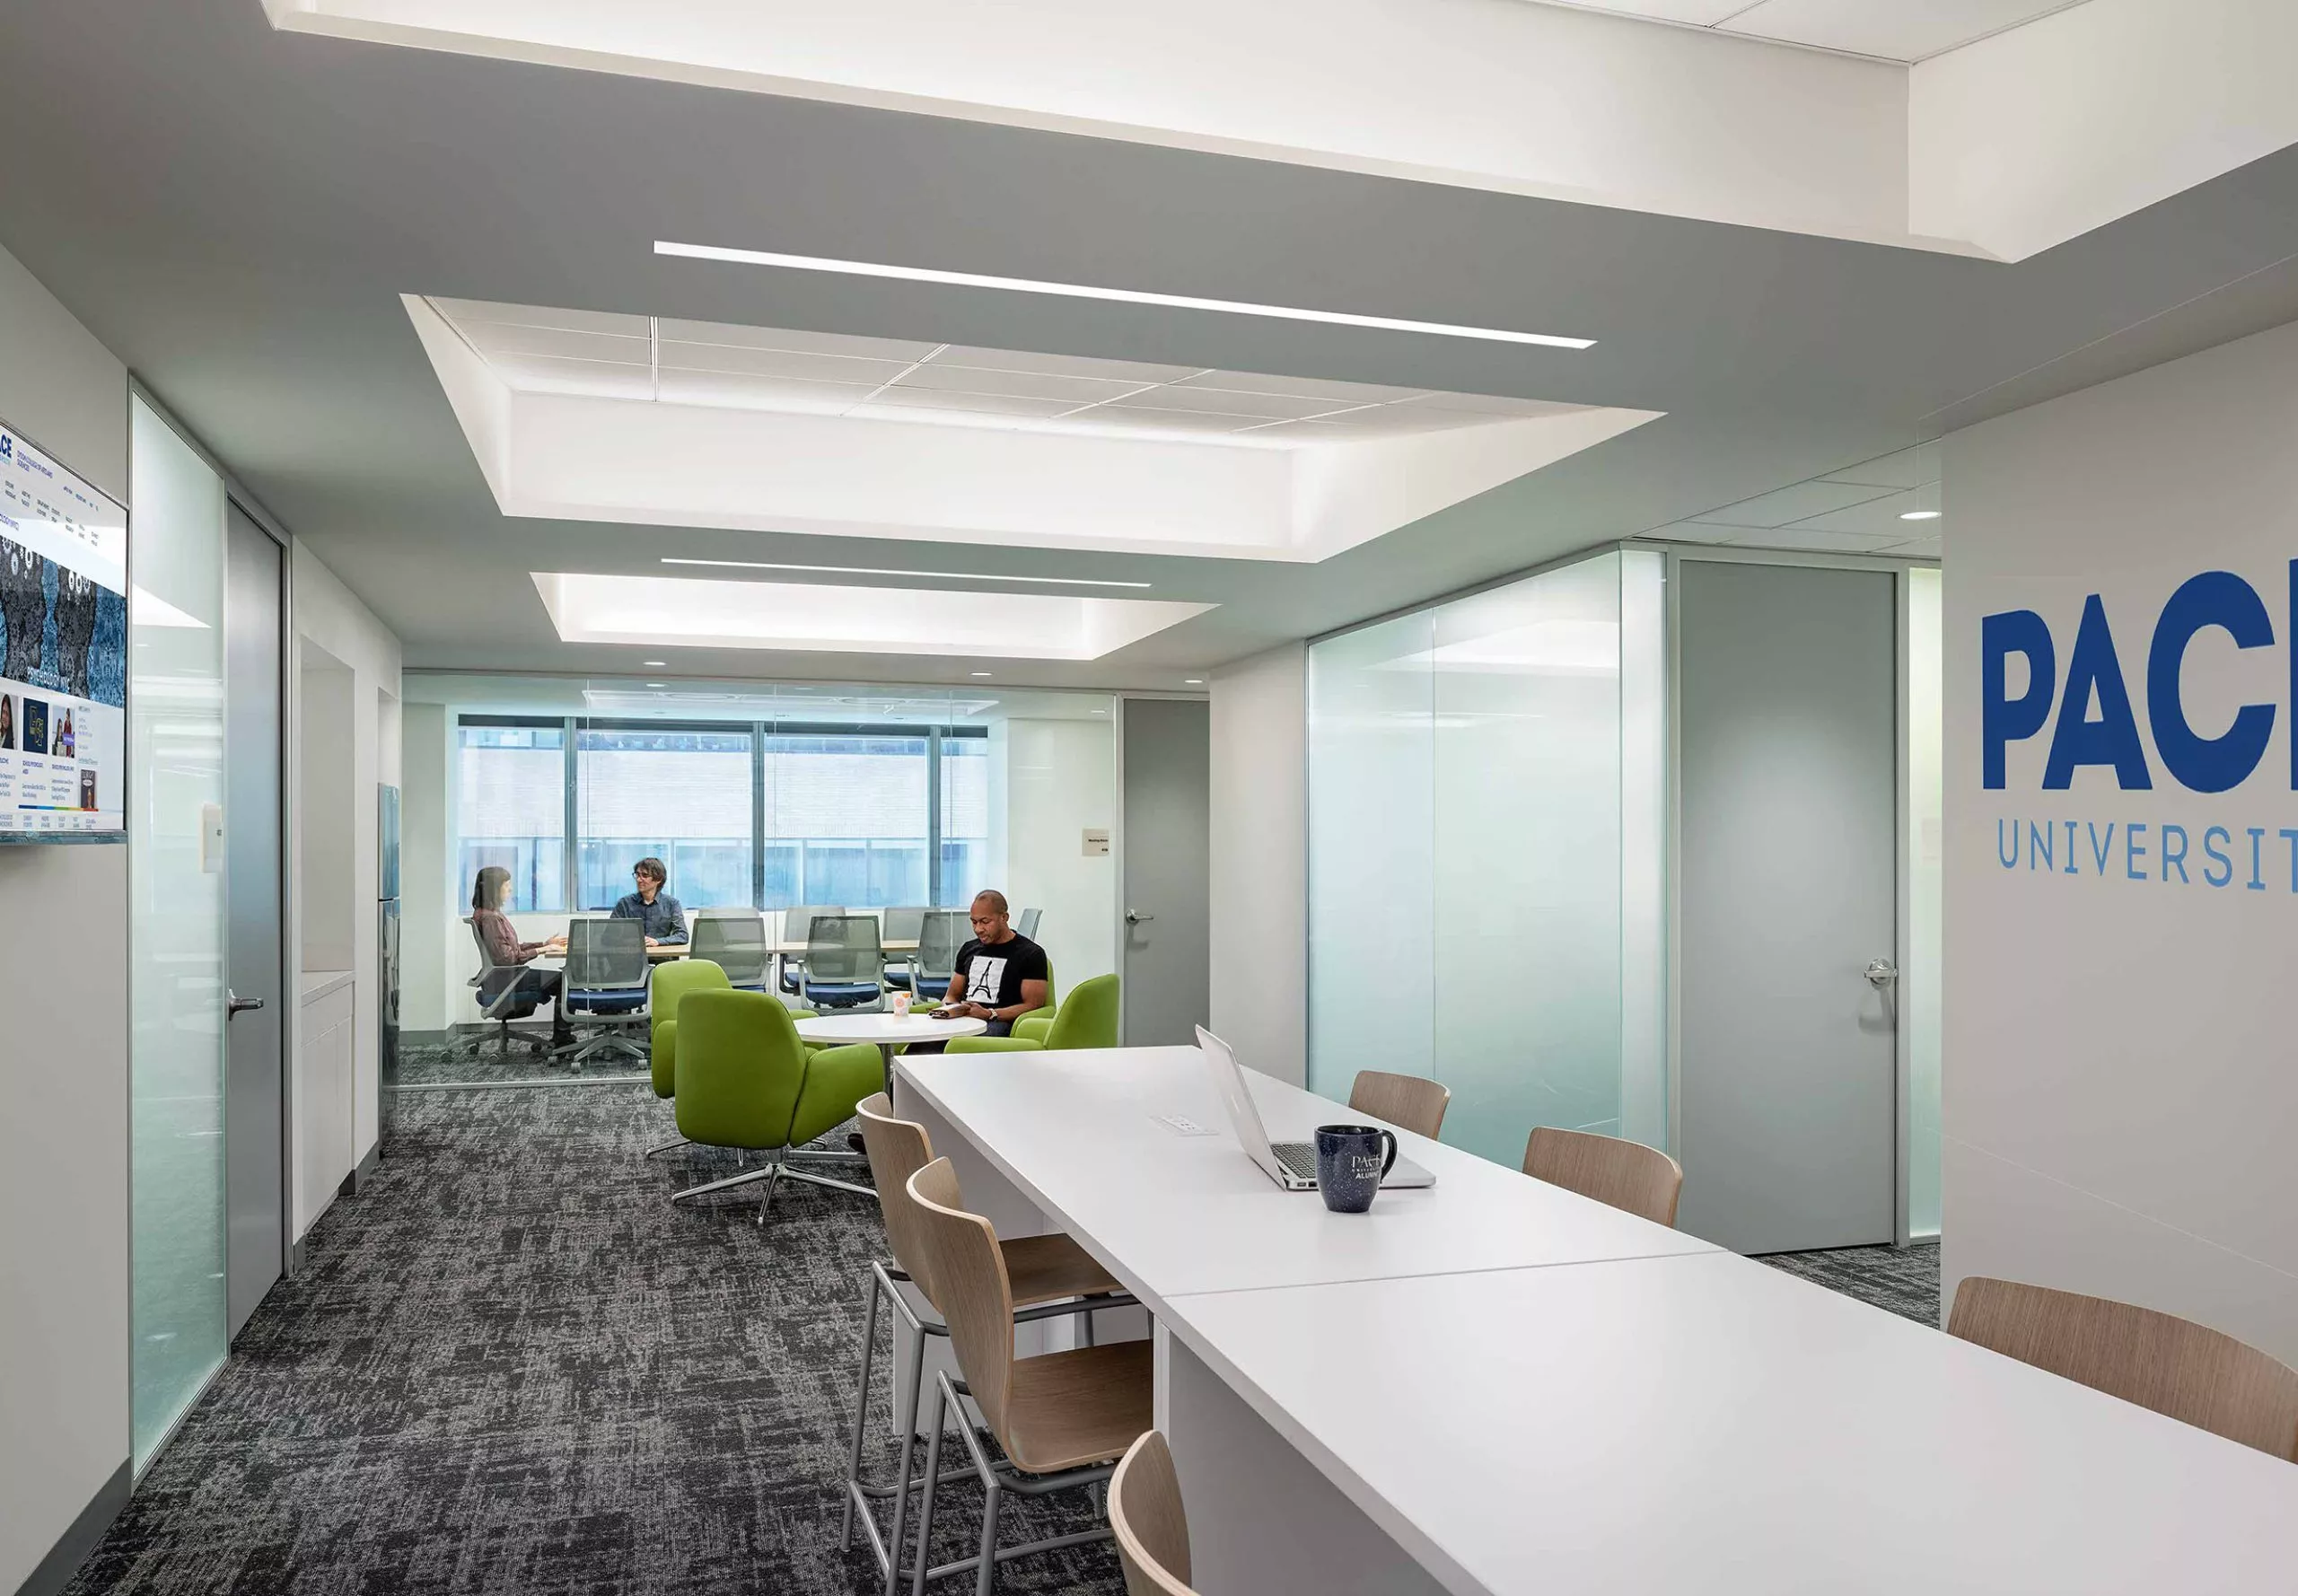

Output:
xmin=1982 ymin=564 xmax=2298 ymax=892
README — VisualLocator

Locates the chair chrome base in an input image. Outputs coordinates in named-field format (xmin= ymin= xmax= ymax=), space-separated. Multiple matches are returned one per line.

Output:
xmin=839 ymin=1261 xmax=1135 ymax=1596
xmin=643 ymin=1136 xmax=691 ymax=1159
xmin=670 ymin=1149 xmax=877 ymax=1224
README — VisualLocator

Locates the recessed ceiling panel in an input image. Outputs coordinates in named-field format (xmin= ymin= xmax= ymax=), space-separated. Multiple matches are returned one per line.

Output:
xmin=425 ymin=296 xmax=1596 ymax=448
xmin=531 ymin=571 xmax=1214 ymax=661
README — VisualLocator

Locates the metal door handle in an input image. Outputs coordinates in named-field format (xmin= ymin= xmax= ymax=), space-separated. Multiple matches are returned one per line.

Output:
xmin=1864 ymin=960 xmax=1899 ymax=987
xmin=1125 ymin=909 xmax=1153 ymax=925
xmin=227 ymin=992 xmax=267 ymax=1016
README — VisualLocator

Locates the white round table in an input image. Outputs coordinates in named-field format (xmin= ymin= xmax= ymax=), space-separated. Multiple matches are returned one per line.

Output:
xmin=794 ymin=1012 xmax=990 ymax=1075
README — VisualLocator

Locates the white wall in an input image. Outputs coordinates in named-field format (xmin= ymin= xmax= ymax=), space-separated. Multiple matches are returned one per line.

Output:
xmin=288 ymin=544 xmax=401 ymax=1183
xmin=1209 ymin=645 xmax=1306 ymax=1086
xmin=399 ymin=701 xmax=452 ymax=1035
xmin=0 ymin=242 xmax=131 ymax=1593
xmin=997 ymin=718 xmax=1117 ymax=995
xmin=1943 ymin=313 xmax=2298 ymax=1359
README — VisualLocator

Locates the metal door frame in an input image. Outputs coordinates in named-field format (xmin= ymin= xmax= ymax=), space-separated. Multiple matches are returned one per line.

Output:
xmin=1661 ymin=545 xmax=1931 ymax=1250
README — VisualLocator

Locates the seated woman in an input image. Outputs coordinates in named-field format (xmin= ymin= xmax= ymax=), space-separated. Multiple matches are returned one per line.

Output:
xmin=471 ymin=864 xmax=574 ymax=1050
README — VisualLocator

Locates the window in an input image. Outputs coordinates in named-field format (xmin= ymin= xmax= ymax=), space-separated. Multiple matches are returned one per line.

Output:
xmin=456 ymin=720 xmax=566 ymax=910
xmin=940 ymin=734 xmax=990 ymax=905
xmin=762 ymin=732 xmax=929 ymax=908
xmin=454 ymin=715 xmax=991 ymax=911
xmin=574 ymin=724 xmax=753 ymax=909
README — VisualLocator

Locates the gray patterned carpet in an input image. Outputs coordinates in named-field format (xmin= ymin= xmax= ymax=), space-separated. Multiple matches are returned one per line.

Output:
xmin=68 ymin=1085 xmax=1120 ymax=1596
xmin=1758 ymin=1241 xmax=1942 ymax=1325
xmin=387 ymin=1030 xmax=645 ymax=1089
xmin=69 ymin=1084 xmax=1942 ymax=1595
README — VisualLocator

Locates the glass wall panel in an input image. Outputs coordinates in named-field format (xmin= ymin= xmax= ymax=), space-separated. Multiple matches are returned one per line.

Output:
xmin=1431 ymin=556 xmax=1624 ymax=1165
xmin=455 ymin=720 xmax=565 ymax=909
xmin=128 ymin=396 xmax=229 ymax=1467
xmin=1306 ymin=609 xmax=1434 ymax=1099
xmin=1908 ymin=567 xmax=1943 ymax=1237
xmin=1308 ymin=550 xmax=1669 ymax=1166
xmin=574 ymin=723 xmax=753 ymax=908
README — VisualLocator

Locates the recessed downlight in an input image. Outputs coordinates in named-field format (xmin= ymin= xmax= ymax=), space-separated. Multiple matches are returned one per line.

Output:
xmin=646 ymin=681 xmax=667 ymax=688
xmin=1900 ymin=510 xmax=1942 ymax=522
xmin=661 ymin=557 xmax=1151 ymax=590
xmin=655 ymin=241 xmax=1595 ymax=351
xmin=970 ymin=671 xmax=994 ymax=678
xmin=1184 ymin=679 xmax=1205 ymax=685
xmin=644 ymin=660 xmax=668 ymax=666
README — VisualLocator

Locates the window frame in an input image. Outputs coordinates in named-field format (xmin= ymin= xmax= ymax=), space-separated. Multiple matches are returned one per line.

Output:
xmin=454 ymin=712 xmax=989 ymax=911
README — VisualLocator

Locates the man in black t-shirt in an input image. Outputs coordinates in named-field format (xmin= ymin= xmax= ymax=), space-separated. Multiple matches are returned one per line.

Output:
xmin=939 ymin=889 xmax=1049 ymax=1039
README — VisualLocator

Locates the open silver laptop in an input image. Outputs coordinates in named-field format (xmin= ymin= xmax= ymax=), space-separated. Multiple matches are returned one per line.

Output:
xmin=1197 ymin=1026 xmax=1436 ymax=1192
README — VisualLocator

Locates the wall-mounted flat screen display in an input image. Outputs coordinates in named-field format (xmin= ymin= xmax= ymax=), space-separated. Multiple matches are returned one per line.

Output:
xmin=0 ymin=417 xmax=127 ymax=841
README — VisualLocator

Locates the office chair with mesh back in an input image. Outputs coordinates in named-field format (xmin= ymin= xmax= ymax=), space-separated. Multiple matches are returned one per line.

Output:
xmin=561 ymin=917 xmax=651 ymax=1069
xmin=462 ymin=918 xmax=552 ymax=1062
xmin=1017 ymin=907 xmax=1043 ymax=940
xmin=802 ymin=913 xmax=888 ymax=1011
xmin=778 ymin=904 xmax=843 ymax=995
xmin=905 ymin=909 xmax=966 ymax=1006
xmin=880 ymin=907 xmax=929 ymax=991
xmin=690 ymin=912 xmax=772 ymax=991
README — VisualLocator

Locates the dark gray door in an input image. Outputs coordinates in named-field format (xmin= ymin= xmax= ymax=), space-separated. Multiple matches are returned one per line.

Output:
xmin=224 ymin=504 xmax=285 ymax=1338
xmin=1676 ymin=561 xmax=1898 ymax=1255
xmin=1119 ymin=697 xmax=1210 ymax=1047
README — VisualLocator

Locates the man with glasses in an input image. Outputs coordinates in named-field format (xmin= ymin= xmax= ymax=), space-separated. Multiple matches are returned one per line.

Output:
xmin=609 ymin=856 xmax=688 ymax=947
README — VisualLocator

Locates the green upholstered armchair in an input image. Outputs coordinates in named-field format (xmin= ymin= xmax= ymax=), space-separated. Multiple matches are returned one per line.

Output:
xmin=946 ymin=972 xmax=1118 ymax=1055
xmin=649 ymin=958 xmax=732 ymax=1101
xmin=666 ymin=989 xmax=883 ymax=1221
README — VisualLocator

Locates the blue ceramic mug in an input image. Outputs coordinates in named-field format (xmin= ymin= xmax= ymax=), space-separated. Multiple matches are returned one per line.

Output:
xmin=1315 ymin=1123 xmax=1398 ymax=1214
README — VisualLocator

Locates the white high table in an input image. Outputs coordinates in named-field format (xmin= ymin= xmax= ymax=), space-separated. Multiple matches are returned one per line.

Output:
xmin=894 ymin=1047 xmax=2298 ymax=1595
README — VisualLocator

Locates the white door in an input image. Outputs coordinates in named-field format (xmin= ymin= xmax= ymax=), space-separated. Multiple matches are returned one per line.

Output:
xmin=1675 ymin=560 xmax=1899 ymax=1254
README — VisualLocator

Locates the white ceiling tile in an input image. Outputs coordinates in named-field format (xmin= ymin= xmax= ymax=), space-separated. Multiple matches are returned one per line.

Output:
xmin=655 ymin=318 xmax=938 ymax=363
xmin=654 ymin=370 xmax=877 ymax=414
xmin=433 ymin=297 xmax=650 ymax=338
xmin=893 ymin=364 xmax=1147 ymax=403
xmin=657 ymin=341 xmax=912 ymax=386
xmin=1821 ymin=441 xmax=1940 ymax=490
xmin=1081 ymin=407 xmax=1265 ymax=435
xmin=1403 ymin=392 xmax=1592 ymax=418
xmin=465 ymin=323 xmax=651 ymax=364
xmin=1716 ymin=0 xmax=2079 ymax=63
xmin=865 ymin=387 xmax=1080 ymax=418
xmin=488 ymin=354 xmax=655 ymax=399
xmin=1722 ymin=526 xmax=1907 ymax=554
xmin=1788 ymin=483 xmax=1942 ymax=535
xmin=1689 ymin=478 xmax=1897 ymax=529
xmin=1110 ymin=387 xmax=1346 ymax=420
xmin=1643 ymin=519 xmax=1741 ymax=544
xmin=925 ymin=345 xmax=1201 ymax=383
xmin=1170 ymin=370 xmax=1429 ymax=405
xmin=1887 ymin=535 xmax=1944 ymax=559
xmin=1539 ymin=0 xmax=1759 ymax=23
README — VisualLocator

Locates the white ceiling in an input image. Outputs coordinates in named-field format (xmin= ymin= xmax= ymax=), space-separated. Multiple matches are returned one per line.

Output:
xmin=1539 ymin=0 xmax=2094 ymax=63
xmin=432 ymin=297 xmax=1583 ymax=448
xmin=1643 ymin=442 xmax=1942 ymax=557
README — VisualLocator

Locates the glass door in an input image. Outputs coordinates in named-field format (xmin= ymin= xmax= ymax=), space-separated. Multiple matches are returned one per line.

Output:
xmin=129 ymin=395 xmax=230 ymax=1467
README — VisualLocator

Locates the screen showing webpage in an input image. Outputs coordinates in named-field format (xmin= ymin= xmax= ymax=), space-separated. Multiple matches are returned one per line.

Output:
xmin=0 ymin=418 xmax=127 ymax=840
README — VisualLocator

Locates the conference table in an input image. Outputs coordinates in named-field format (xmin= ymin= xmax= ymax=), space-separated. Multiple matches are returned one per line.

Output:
xmin=892 ymin=1046 xmax=2297 ymax=1595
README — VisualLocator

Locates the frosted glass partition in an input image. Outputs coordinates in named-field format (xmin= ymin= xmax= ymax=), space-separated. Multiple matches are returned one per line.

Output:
xmin=1309 ymin=550 xmax=1668 ymax=1165
xmin=1307 ymin=609 xmax=1434 ymax=1090
xmin=1907 ymin=567 xmax=1943 ymax=1237
xmin=129 ymin=397 xmax=230 ymax=1467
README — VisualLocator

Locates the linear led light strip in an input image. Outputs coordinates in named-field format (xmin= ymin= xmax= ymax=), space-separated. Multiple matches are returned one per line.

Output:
xmin=655 ymin=241 xmax=1594 ymax=350
xmin=662 ymin=557 xmax=1153 ymax=589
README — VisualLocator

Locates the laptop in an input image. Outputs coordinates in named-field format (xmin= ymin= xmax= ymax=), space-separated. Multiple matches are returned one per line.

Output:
xmin=1196 ymin=1026 xmax=1436 ymax=1192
